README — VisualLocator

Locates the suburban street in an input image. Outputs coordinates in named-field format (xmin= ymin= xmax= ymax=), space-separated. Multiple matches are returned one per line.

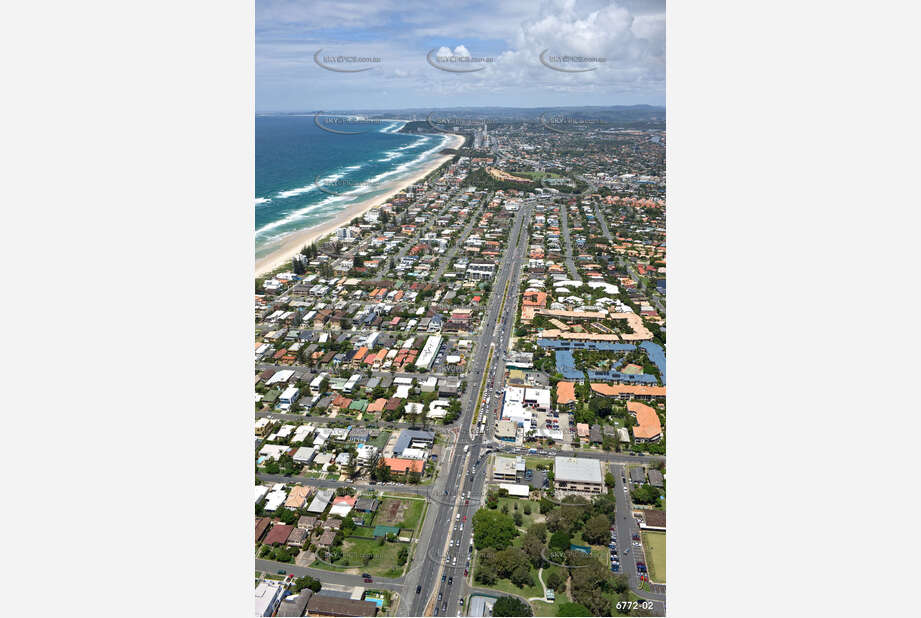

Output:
xmin=558 ymin=201 xmax=582 ymax=283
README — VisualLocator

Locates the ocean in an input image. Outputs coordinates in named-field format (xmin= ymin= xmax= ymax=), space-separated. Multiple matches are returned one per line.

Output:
xmin=255 ymin=115 xmax=451 ymax=259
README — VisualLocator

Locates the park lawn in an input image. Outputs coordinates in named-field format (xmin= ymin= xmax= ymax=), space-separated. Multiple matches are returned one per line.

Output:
xmin=312 ymin=537 xmax=406 ymax=578
xmin=478 ymin=573 xmax=544 ymax=601
xmin=641 ymin=531 xmax=666 ymax=583
xmin=498 ymin=498 xmax=540 ymax=528
xmin=532 ymin=594 xmax=570 ymax=617
xmin=525 ymin=456 xmax=554 ymax=470
xmin=532 ymin=565 xmax=572 ymax=616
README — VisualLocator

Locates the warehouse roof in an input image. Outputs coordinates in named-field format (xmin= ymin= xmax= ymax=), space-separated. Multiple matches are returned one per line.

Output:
xmin=554 ymin=456 xmax=603 ymax=484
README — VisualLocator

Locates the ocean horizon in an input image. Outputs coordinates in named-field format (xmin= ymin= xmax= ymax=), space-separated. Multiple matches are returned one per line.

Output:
xmin=255 ymin=115 xmax=453 ymax=259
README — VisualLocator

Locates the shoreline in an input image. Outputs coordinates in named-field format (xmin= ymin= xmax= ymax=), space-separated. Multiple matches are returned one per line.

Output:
xmin=255 ymin=133 xmax=464 ymax=277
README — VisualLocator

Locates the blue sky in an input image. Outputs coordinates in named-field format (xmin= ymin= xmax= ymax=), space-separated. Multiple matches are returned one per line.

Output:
xmin=257 ymin=0 xmax=665 ymax=112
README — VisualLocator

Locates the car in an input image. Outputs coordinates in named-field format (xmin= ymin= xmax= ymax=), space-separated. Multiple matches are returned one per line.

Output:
xmin=611 ymin=564 xmax=620 ymax=572
xmin=362 ymin=573 xmax=371 ymax=579
xmin=434 ymin=609 xmax=439 ymax=616
xmin=459 ymin=599 xmax=465 ymax=606
xmin=465 ymin=499 xmax=469 ymax=505
xmin=448 ymin=577 xmax=453 ymax=586
xmin=363 ymin=578 xmax=373 ymax=583
xmin=462 ymin=515 xmax=466 ymax=521
xmin=442 ymin=602 xmax=448 ymax=612
xmin=276 ymin=569 xmax=286 ymax=575
xmin=464 ymin=568 xmax=469 ymax=576
xmin=416 ymin=586 xmax=422 ymax=594
xmin=438 ymin=593 xmax=443 ymax=601
xmin=442 ymin=575 xmax=447 ymax=582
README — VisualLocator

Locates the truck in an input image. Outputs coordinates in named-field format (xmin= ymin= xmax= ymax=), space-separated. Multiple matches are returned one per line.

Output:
xmin=528 ymin=448 xmax=537 ymax=454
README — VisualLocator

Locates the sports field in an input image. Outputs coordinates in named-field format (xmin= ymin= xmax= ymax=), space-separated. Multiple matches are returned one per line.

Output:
xmin=641 ymin=531 xmax=666 ymax=583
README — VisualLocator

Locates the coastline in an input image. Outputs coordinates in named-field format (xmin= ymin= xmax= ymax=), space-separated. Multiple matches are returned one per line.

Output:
xmin=255 ymin=133 xmax=464 ymax=277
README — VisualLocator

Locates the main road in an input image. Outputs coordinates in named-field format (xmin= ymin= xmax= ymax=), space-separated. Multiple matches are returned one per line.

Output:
xmin=398 ymin=202 xmax=532 ymax=616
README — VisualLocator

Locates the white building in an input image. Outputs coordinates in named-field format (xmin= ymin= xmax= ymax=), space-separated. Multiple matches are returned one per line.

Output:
xmin=292 ymin=446 xmax=316 ymax=465
xmin=499 ymin=483 xmax=530 ymax=497
xmin=254 ymin=580 xmax=285 ymax=617
xmin=278 ymin=386 xmax=300 ymax=410
xmin=501 ymin=400 xmax=534 ymax=428
xmin=263 ymin=484 xmax=287 ymax=512
xmin=416 ymin=334 xmax=443 ymax=370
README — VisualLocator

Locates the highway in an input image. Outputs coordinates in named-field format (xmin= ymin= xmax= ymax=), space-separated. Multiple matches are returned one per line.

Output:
xmin=399 ymin=202 xmax=532 ymax=616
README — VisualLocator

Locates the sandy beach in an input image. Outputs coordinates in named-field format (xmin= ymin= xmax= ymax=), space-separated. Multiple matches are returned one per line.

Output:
xmin=255 ymin=133 xmax=464 ymax=276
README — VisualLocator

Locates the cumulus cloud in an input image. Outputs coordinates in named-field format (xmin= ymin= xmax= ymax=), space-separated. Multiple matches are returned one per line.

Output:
xmin=257 ymin=0 xmax=664 ymax=109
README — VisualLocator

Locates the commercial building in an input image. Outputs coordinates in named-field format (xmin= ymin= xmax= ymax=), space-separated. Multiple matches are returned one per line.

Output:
xmin=415 ymin=334 xmax=443 ymax=370
xmin=306 ymin=595 xmax=378 ymax=617
xmin=493 ymin=456 xmax=519 ymax=482
xmin=495 ymin=420 xmax=517 ymax=442
xmin=254 ymin=580 xmax=286 ymax=617
xmin=554 ymin=456 xmax=605 ymax=494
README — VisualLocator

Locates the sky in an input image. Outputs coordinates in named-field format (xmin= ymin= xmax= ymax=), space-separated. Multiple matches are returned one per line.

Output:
xmin=256 ymin=0 xmax=665 ymax=112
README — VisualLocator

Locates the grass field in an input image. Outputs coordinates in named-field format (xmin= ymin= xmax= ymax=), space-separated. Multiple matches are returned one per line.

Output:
xmin=311 ymin=537 xmax=406 ymax=578
xmin=497 ymin=498 xmax=541 ymax=528
xmin=373 ymin=497 xmax=425 ymax=530
xmin=641 ymin=531 xmax=666 ymax=583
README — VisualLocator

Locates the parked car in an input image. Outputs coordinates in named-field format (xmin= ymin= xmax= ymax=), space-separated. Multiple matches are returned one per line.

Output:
xmin=363 ymin=578 xmax=373 ymax=583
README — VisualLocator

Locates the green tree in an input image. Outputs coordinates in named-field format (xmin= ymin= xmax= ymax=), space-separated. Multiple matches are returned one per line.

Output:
xmin=292 ymin=575 xmax=321 ymax=593
xmin=473 ymin=509 xmax=518 ymax=550
xmin=546 ymin=570 xmax=565 ymax=592
xmin=510 ymin=564 xmax=534 ymax=588
xmin=581 ymin=514 xmax=611 ymax=545
xmin=492 ymin=596 xmax=533 ymax=617
xmin=549 ymin=531 xmax=570 ymax=552
xmin=475 ymin=562 xmax=497 ymax=585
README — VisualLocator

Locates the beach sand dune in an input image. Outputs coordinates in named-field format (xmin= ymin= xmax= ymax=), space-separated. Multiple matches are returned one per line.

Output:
xmin=255 ymin=133 xmax=463 ymax=276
